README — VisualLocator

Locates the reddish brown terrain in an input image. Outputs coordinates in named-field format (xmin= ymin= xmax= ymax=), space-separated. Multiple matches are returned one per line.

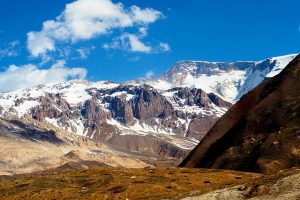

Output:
xmin=180 ymin=55 xmax=300 ymax=174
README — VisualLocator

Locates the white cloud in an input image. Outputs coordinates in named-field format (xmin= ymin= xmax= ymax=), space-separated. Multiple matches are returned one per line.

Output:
xmin=138 ymin=27 xmax=148 ymax=37
xmin=27 ymin=32 xmax=55 ymax=57
xmin=0 ymin=40 xmax=21 ymax=58
xmin=130 ymin=6 xmax=163 ymax=24
xmin=103 ymin=31 xmax=159 ymax=53
xmin=145 ymin=70 xmax=154 ymax=79
xmin=27 ymin=0 xmax=163 ymax=57
xmin=128 ymin=56 xmax=140 ymax=62
xmin=103 ymin=29 xmax=170 ymax=53
xmin=158 ymin=42 xmax=171 ymax=52
xmin=58 ymin=47 xmax=72 ymax=58
xmin=10 ymin=40 xmax=20 ymax=47
xmin=76 ymin=47 xmax=95 ymax=59
xmin=0 ymin=60 xmax=87 ymax=92
xmin=126 ymin=34 xmax=151 ymax=53
xmin=102 ymin=33 xmax=152 ymax=53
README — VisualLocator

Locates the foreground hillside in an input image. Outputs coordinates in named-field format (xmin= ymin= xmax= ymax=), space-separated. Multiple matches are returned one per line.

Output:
xmin=0 ymin=167 xmax=299 ymax=199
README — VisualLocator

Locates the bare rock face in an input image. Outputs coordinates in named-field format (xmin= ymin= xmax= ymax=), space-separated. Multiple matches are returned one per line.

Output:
xmin=32 ymin=94 xmax=82 ymax=132
xmin=186 ymin=115 xmax=217 ymax=140
xmin=82 ymin=98 xmax=110 ymax=122
xmin=163 ymin=87 xmax=232 ymax=139
xmin=81 ymin=98 xmax=115 ymax=142
xmin=208 ymin=93 xmax=232 ymax=108
xmin=32 ymin=95 xmax=61 ymax=121
xmin=178 ymin=88 xmax=211 ymax=107
xmin=180 ymin=55 xmax=300 ymax=174
xmin=134 ymin=86 xmax=176 ymax=120
xmin=110 ymin=97 xmax=134 ymax=125
xmin=176 ymin=87 xmax=232 ymax=108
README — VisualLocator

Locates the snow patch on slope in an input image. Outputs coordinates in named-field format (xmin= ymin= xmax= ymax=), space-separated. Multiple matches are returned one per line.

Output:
xmin=267 ymin=54 xmax=298 ymax=77
xmin=182 ymin=70 xmax=246 ymax=102
xmin=107 ymin=118 xmax=176 ymax=136
xmin=16 ymin=101 xmax=40 ymax=117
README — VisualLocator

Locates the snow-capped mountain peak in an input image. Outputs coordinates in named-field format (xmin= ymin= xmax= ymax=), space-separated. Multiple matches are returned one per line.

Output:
xmin=155 ymin=53 xmax=298 ymax=102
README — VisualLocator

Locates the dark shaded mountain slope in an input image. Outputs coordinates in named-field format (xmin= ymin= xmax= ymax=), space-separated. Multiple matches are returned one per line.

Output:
xmin=179 ymin=54 xmax=300 ymax=174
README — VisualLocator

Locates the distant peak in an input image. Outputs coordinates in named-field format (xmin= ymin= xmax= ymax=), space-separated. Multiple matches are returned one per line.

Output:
xmin=269 ymin=53 xmax=299 ymax=61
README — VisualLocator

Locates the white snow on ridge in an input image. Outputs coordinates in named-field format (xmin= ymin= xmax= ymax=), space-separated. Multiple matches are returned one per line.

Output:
xmin=45 ymin=117 xmax=60 ymax=128
xmin=0 ymin=80 xmax=121 ymax=136
xmin=68 ymin=118 xmax=86 ymax=136
xmin=182 ymin=70 xmax=246 ymax=102
xmin=15 ymin=101 xmax=40 ymax=117
xmin=45 ymin=116 xmax=86 ymax=136
xmin=266 ymin=54 xmax=298 ymax=77
xmin=148 ymin=80 xmax=173 ymax=91
xmin=90 ymin=81 xmax=119 ymax=90
xmin=106 ymin=118 xmax=176 ymax=136
xmin=59 ymin=82 xmax=92 ymax=106
xmin=155 ymin=53 xmax=298 ymax=102
xmin=0 ymin=80 xmax=120 ymax=114
xmin=109 ymin=91 xmax=135 ymax=101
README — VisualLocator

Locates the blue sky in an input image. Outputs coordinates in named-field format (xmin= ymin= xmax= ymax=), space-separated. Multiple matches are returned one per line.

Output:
xmin=0 ymin=0 xmax=299 ymax=90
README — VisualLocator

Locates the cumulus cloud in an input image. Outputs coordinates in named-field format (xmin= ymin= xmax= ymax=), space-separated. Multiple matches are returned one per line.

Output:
xmin=27 ymin=0 xmax=164 ymax=57
xmin=0 ymin=60 xmax=87 ymax=92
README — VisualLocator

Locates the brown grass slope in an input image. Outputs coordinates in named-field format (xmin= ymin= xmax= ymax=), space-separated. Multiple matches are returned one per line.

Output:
xmin=0 ymin=168 xmax=262 ymax=200
xmin=179 ymin=54 xmax=300 ymax=174
xmin=0 ymin=167 xmax=299 ymax=199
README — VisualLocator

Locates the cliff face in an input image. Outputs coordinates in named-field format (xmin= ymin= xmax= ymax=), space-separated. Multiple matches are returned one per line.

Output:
xmin=180 ymin=54 xmax=300 ymax=174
